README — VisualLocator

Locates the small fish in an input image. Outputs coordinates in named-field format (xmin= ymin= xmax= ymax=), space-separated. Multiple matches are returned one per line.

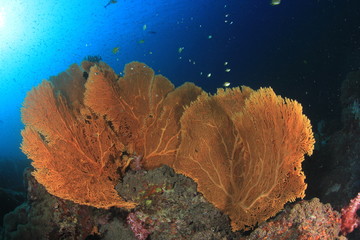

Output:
xmin=138 ymin=39 xmax=145 ymax=44
xmin=270 ymin=0 xmax=281 ymax=6
xmin=207 ymin=73 xmax=212 ymax=78
xmin=223 ymin=82 xmax=231 ymax=87
xmin=143 ymin=24 xmax=147 ymax=31
xmin=225 ymin=68 xmax=231 ymax=72
xmin=112 ymin=47 xmax=120 ymax=54
xmin=178 ymin=47 xmax=184 ymax=53
xmin=104 ymin=0 xmax=118 ymax=8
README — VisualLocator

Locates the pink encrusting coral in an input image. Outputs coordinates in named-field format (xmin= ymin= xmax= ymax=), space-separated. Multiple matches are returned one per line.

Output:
xmin=341 ymin=192 xmax=360 ymax=235
xmin=127 ymin=212 xmax=151 ymax=240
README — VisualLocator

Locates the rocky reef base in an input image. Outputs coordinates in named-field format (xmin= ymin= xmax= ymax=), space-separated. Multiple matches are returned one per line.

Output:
xmin=1 ymin=165 xmax=345 ymax=240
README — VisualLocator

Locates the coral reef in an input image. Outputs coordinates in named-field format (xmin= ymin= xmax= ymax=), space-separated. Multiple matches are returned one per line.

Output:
xmin=2 ymin=166 xmax=347 ymax=240
xmin=1 ymin=167 xmax=136 ymax=240
xmin=244 ymin=198 xmax=345 ymax=240
xmin=1 ymin=166 xmax=239 ymax=239
xmin=1 ymin=168 xmax=98 ymax=240
xmin=117 ymin=165 xmax=240 ymax=239
xmin=20 ymin=60 xmax=314 ymax=232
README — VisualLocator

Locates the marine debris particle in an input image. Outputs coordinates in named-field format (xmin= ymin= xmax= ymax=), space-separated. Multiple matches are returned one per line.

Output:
xmin=208 ymin=35 xmax=212 ymax=39
xmin=207 ymin=73 xmax=211 ymax=78
xmin=178 ymin=47 xmax=184 ymax=53
xmin=225 ymin=68 xmax=231 ymax=72
xmin=143 ymin=24 xmax=147 ymax=31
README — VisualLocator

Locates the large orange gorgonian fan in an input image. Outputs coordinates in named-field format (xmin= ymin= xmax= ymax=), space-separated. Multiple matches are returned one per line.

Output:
xmin=21 ymin=60 xmax=315 ymax=231
xmin=173 ymin=87 xmax=315 ymax=231
xmin=21 ymin=61 xmax=202 ymax=209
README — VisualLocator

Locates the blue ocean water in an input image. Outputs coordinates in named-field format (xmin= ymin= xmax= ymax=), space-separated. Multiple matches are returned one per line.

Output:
xmin=0 ymin=0 xmax=359 ymax=176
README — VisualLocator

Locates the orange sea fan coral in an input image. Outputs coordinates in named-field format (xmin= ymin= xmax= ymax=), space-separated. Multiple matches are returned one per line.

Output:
xmin=84 ymin=61 xmax=202 ymax=169
xmin=21 ymin=70 xmax=136 ymax=209
xmin=21 ymin=60 xmax=315 ymax=231
xmin=49 ymin=63 xmax=87 ymax=111
xmin=173 ymin=87 xmax=315 ymax=231
xmin=21 ymin=61 xmax=202 ymax=209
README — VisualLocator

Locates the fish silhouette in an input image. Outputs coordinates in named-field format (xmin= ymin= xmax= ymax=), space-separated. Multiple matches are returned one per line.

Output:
xmin=104 ymin=0 xmax=118 ymax=8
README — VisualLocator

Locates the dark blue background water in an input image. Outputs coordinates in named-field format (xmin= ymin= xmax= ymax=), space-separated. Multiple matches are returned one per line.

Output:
xmin=0 ymin=0 xmax=359 ymax=164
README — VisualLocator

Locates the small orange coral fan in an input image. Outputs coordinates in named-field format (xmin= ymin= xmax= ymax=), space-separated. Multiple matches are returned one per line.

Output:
xmin=173 ymin=87 xmax=315 ymax=231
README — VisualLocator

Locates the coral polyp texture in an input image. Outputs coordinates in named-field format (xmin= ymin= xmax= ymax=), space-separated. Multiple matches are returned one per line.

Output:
xmin=20 ymin=61 xmax=315 ymax=231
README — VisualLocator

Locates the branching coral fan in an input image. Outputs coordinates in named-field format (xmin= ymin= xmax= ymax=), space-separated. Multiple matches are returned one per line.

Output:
xmin=21 ymin=64 xmax=136 ymax=209
xmin=21 ymin=61 xmax=315 ymax=231
xmin=174 ymin=87 xmax=315 ymax=231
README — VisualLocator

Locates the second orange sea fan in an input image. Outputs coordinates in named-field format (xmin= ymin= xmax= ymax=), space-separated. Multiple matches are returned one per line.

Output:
xmin=173 ymin=87 xmax=315 ymax=231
